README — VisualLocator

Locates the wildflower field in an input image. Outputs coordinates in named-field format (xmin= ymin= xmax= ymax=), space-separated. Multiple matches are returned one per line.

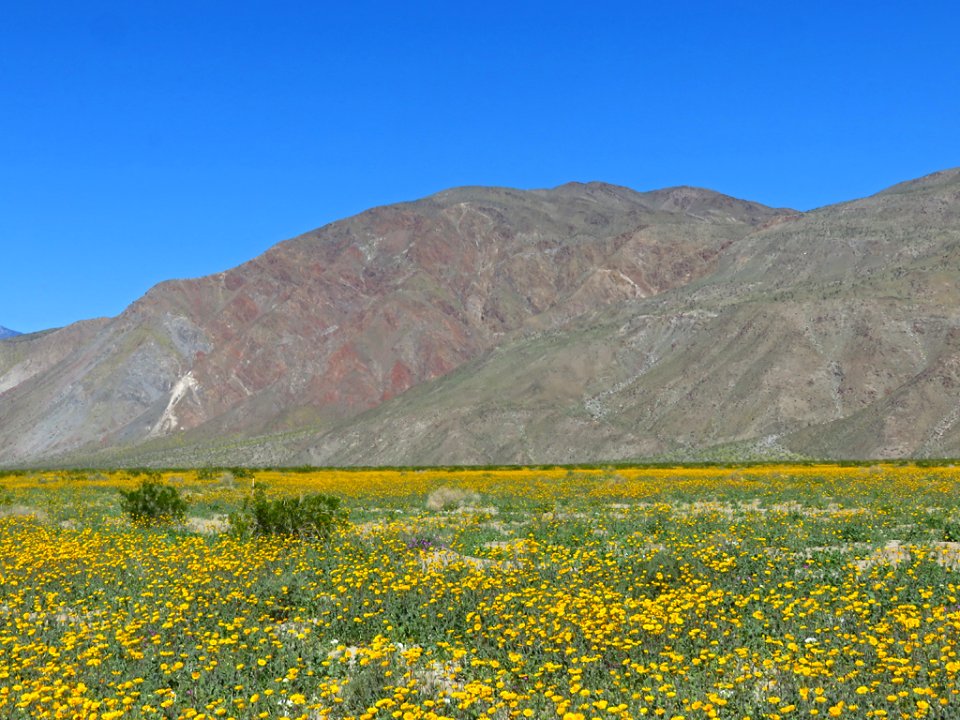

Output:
xmin=1 ymin=464 xmax=959 ymax=720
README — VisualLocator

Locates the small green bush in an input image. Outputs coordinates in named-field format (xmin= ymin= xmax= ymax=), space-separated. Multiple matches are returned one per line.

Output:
xmin=119 ymin=480 xmax=187 ymax=525
xmin=197 ymin=466 xmax=254 ymax=481
xmin=126 ymin=467 xmax=161 ymax=479
xmin=229 ymin=488 xmax=346 ymax=539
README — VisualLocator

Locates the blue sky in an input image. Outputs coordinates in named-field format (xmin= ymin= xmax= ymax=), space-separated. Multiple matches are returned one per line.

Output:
xmin=2 ymin=1 xmax=959 ymax=333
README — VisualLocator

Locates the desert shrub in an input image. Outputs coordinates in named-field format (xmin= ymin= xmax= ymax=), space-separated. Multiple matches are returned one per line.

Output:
xmin=425 ymin=486 xmax=480 ymax=511
xmin=119 ymin=480 xmax=187 ymax=525
xmin=197 ymin=466 xmax=254 ymax=482
xmin=126 ymin=467 xmax=160 ymax=479
xmin=229 ymin=488 xmax=346 ymax=539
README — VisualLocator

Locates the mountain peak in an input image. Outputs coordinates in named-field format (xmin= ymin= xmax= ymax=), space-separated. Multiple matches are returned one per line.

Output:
xmin=643 ymin=185 xmax=796 ymax=223
xmin=0 ymin=326 xmax=21 ymax=340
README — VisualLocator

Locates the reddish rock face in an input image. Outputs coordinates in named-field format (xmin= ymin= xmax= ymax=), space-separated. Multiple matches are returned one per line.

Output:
xmin=118 ymin=183 xmax=786 ymax=439
xmin=384 ymin=361 xmax=414 ymax=402
xmin=5 ymin=170 xmax=960 ymax=466
xmin=0 ymin=181 xmax=794 ymax=463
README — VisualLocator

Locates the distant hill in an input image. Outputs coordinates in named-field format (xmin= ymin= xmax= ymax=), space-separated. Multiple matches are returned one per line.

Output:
xmin=1 ymin=168 xmax=959 ymax=467
xmin=0 ymin=326 xmax=21 ymax=340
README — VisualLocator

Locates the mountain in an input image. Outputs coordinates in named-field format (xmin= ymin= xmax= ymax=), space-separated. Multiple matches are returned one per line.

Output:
xmin=0 ymin=326 xmax=21 ymax=339
xmin=1 ymin=169 xmax=959 ymax=466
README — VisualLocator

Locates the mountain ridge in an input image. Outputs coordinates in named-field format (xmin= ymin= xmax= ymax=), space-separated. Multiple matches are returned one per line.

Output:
xmin=2 ymin=170 xmax=959 ymax=467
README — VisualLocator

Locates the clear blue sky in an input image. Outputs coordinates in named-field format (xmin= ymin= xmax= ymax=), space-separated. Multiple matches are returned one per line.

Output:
xmin=2 ymin=1 xmax=959 ymax=333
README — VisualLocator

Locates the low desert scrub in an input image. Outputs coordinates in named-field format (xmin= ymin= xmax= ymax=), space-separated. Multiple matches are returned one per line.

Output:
xmin=229 ymin=487 xmax=346 ymax=538
xmin=118 ymin=479 xmax=187 ymax=525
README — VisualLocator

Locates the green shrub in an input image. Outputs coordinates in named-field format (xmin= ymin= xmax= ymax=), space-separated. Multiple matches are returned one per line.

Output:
xmin=197 ymin=466 xmax=254 ymax=481
xmin=119 ymin=480 xmax=187 ymax=525
xmin=126 ymin=467 xmax=160 ymax=479
xmin=229 ymin=488 xmax=346 ymax=539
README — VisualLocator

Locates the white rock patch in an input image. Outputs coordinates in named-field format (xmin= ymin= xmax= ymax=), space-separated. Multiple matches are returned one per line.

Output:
xmin=150 ymin=372 xmax=200 ymax=436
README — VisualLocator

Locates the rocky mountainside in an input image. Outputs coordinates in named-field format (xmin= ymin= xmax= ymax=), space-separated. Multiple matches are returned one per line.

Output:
xmin=0 ymin=326 xmax=21 ymax=339
xmin=2 ymin=169 xmax=959 ymax=466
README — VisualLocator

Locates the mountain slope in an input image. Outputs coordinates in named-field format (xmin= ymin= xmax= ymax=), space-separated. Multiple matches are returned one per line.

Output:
xmin=2 ymin=169 xmax=959 ymax=467
xmin=0 ymin=182 xmax=788 ymax=466
xmin=283 ymin=169 xmax=960 ymax=464
xmin=0 ymin=326 xmax=21 ymax=339
xmin=289 ymin=168 xmax=960 ymax=464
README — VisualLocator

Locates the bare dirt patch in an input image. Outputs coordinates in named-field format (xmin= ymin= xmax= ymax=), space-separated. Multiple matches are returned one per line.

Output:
xmin=0 ymin=504 xmax=49 ymax=522
xmin=184 ymin=515 xmax=230 ymax=534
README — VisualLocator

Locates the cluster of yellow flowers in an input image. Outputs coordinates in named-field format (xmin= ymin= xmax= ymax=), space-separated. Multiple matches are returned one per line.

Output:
xmin=0 ymin=464 xmax=958 ymax=719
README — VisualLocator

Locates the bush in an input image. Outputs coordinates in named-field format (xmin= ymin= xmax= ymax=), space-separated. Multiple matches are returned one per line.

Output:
xmin=126 ymin=467 xmax=161 ymax=479
xmin=229 ymin=488 xmax=346 ymax=539
xmin=119 ymin=480 xmax=187 ymax=525
xmin=197 ymin=466 xmax=255 ymax=481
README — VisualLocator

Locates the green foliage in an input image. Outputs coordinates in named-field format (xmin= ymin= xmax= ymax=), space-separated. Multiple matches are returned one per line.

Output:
xmin=197 ymin=466 xmax=255 ymax=481
xmin=921 ymin=510 xmax=960 ymax=542
xmin=118 ymin=480 xmax=187 ymax=524
xmin=126 ymin=467 xmax=161 ymax=478
xmin=229 ymin=488 xmax=346 ymax=539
